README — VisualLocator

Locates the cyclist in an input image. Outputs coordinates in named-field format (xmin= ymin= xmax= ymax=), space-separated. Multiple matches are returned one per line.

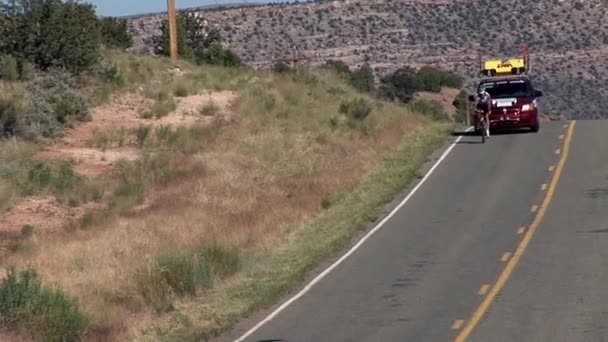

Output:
xmin=475 ymin=89 xmax=492 ymax=138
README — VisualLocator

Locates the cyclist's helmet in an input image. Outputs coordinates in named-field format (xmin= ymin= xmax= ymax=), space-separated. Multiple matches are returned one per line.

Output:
xmin=477 ymin=89 xmax=490 ymax=99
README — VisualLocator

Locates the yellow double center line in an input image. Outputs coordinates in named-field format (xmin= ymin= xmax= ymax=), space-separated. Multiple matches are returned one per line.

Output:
xmin=455 ymin=120 xmax=576 ymax=342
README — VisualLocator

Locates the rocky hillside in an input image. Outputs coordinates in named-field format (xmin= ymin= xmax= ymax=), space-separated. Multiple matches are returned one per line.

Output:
xmin=128 ymin=0 xmax=608 ymax=119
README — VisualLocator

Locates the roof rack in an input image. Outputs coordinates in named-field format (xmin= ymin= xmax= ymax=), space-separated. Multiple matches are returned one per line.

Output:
xmin=479 ymin=45 xmax=530 ymax=78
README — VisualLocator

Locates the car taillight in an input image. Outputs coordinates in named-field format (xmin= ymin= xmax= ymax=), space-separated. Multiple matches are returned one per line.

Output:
xmin=521 ymin=104 xmax=533 ymax=112
xmin=522 ymin=99 xmax=539 ymax=112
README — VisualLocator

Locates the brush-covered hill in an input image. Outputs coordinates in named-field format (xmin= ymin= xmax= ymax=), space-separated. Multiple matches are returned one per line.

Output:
xmin=129 ymin=0 xmax=608 ymax=119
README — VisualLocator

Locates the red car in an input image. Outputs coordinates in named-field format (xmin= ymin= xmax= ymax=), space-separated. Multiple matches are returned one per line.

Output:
xmin=470 ymin=75 xmax=544 ymax=133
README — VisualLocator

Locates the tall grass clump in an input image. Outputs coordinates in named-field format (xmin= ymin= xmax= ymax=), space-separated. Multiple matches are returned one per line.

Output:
xmin=141 ymin=97 xmax=177 ymax=119
xmin=339 ymin=98 xmax=373 ymax=121
xmin=0 ymin=138 xmax=37 ymax=209
xmin=24 ymin=161 xmax=102 ymax=205
xmin=0 ymin=55 xmax=19 ymax=81
xmin=109 ymin=150 xmax=203 ymax=213
xmin=136 ymin=245 xmax=241 ymax=312
xmin=199 ymin=100 xmax=219 ymax=116
xmin=0 ymin=268 xmax=88 ymax=341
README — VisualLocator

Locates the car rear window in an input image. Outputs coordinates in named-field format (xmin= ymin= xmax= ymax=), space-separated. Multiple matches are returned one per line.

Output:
xmin=479 ymin=79 xmax=532 ymax=98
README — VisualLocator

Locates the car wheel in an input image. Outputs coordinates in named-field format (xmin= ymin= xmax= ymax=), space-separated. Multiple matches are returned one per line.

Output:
xmin=530 ymin=121 xmax=540 ymax=133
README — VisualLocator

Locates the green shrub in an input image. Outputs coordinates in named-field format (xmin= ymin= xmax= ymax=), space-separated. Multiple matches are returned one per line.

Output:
xmin=199 ymin=100 xmax=219 ymax=116
xmin=197 ymin=244 xmax=241 ymax=278
xmin=111 ymin=159 xmax=146 ymax=207
xmin=0 ymin=96 xmax=19 ymax=136
xmin=99 ymin=17 xmax=133 ymax=49
xmin=21 ymin=224 xmax=35 ymax=237
xmin=293 ymin=68 xmax=319 ymax=87
xmin=379 ymin=67 xmax=418 ymax=103
xmin=321 ymin=196 xmax=332 ymax=209
xmin=134 ymin=125 xmax=151 ymax=146
xmin=272 ymin=62 xmax=292 ymax=74
xmin=144 ymin=97 xmax=177 ymax=119
xmin=0 ymin=55 xmax=19 ymax=81
xmin=154 ymin=11 xmax=241 ymax=67
xmin=416 ymin=66 xmax=443 ymax=92
xmin=52 ymin=163 xmax=82 ymax=194
xmin=408 ymin=99 xmax=446 ymax=121
xmin=135 ymin=264 xmax=174 ymax=313
xmin=137 ymin=245 xmax=241 ymax=311
xmin=349 ymin=64 xmax=375 ymax=93
xmin=28 ymin=163 xmax=53 ymax=188
xmin=20 ymin=60 xmax=35 ymax=81
xmin=0 ymin=0 xmax=101 ymax=74
xmin=324 ymin=59 xmax=351 ymax=76
xmin=0 ymin=268 xmax=88 ymax=341
xmin=110 ymin=179 xmax=146 ymax=213
xmin=174 ymin=85 xmax=190 ymax=97
xmin=157 ymin=253 xmax=213 ymax=297
xmin=20 ymin=69 xmax=90 ymax=140
xmin=92 ymin=58 xmax=124 ymax=86
xmin=157 ymin=125 xmax=214 ymax=155
xmin=440 ymin=71 xmax=464 ymax=89
xmin=416 ymin=66 xmax=463 ymax=91
xmin=379 ymin=66 xmax=463 ymax=103
xmin=339 ymin=98 xmax=373 ymax=121
xmin=155 ymin=124 xmax=173 ymax=142
xmin=202 ymin=43 xmax=242 ymax=67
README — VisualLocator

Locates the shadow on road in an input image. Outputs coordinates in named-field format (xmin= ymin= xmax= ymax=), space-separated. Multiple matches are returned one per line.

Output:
xmin=456 ymin=140 xmax=484 ymax=144
xmin=452 ymin=128 xmax=533 ymax=137
xmin=451 ymin=130 xmax=478 ymax=137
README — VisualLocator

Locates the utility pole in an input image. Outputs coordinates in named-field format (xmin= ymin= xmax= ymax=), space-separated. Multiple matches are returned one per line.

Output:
xmin=167 ymin=0 xmax=178 ymax=63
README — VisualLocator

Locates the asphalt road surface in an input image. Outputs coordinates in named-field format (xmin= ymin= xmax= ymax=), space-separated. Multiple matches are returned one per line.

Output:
xmin=224 ymin=120 xmax=608 ymax=342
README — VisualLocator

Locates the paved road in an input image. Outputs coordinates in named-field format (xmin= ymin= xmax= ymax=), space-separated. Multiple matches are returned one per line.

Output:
xmin=225 ymin=120 xmax=608 ymax=342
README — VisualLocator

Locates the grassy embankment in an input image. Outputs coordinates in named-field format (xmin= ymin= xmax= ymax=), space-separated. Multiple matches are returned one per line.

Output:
xmin=0 ymin=50 xmax=455 ymax=341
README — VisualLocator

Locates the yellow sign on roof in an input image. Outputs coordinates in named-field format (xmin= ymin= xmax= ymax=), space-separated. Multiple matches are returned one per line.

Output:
xmin=481 ymin=57 xmax=527 ymax=76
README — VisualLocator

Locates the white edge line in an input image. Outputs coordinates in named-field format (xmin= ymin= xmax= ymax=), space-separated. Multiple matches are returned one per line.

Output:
xmin=234 ymin=127 xmax=472 ymax=342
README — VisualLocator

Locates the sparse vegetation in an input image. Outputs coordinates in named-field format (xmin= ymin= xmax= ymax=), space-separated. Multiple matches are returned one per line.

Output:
xmin=0 ymin=50 xmax=457 ymax=340
xmin=0 ymin=268 xmax=87 ymax=341
xmin=199 ymin=100 xmax=219 ymax=116
xmin=136 ymin=244 xmax=241 ymax=313
xmin=142 ymin=97 xmax=177 ymax=119
xmin=339 ymin=98 xmax=373 ymax=121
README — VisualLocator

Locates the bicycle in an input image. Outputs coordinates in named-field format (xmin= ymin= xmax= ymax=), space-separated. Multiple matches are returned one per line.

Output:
xmin=474 ymin=109 xmax=488 ymax=143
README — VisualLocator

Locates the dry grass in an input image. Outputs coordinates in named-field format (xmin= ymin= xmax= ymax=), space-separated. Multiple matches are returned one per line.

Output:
xmin=1 ymin=55 xmax=456 ymax=340
xmin=0 ymin=138 xmax=39 ymax=211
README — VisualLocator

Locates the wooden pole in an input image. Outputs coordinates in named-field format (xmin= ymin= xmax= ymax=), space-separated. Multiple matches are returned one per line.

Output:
xmin=167 ymin=0 xmax=178 ymax=63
